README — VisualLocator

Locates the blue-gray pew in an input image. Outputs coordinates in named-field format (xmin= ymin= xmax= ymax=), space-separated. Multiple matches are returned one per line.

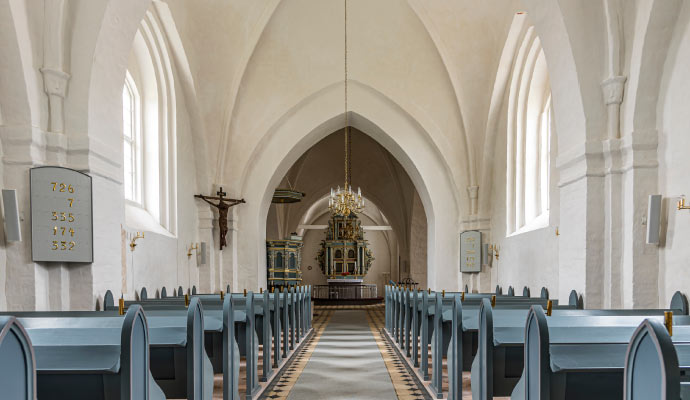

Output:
xmin=140 ymin=286 xmax=148 ymax=300
xmin=511 ymin=304 xmax=690 ymax=400
xmin=624 ymin=319 xmax=690 ymax=400
xmin=114 ymin=286 xmax=312 ymax=397
xmin=523 ymin=286 xmax=530 ymax=297
xmin=107 ymin=293 xmax=254 ymax=399
xmin=386 ymin=286 xmax=567 ymax=374
xmin=102 ymin=297 xmax=212 ymax=399
xmin=161 ymin=286 xmax=167 ymax=298
xmin=9 ymin=306 xmax=164 ymax=400
xmin=178 ymin=286 xmax=184 ymax=296
xmin=193 ymin=285 xmax=197 ymax=295
xmin=386 ymin=287 xmax=562 ymax=399
xmin=0 ymin=317 xmax=35 ymax=399
xmin=473 ymin=291 xmax=689 ymax=400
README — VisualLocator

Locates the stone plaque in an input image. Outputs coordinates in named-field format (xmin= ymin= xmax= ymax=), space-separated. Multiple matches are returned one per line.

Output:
xmin=460 ymin=230 xmax=481 ymax=273
xmin=31 ymin=167 xmax=93 ymax=262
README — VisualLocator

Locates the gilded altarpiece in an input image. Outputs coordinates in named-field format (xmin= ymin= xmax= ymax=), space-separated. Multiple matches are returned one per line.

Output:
xmin=316 ymin=214 xmax=374 ymax=279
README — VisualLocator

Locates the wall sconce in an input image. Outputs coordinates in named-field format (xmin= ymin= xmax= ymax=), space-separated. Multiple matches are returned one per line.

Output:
xmin=187 ymin=243 xmax=199 ymax=257
xmin=187 ymin=242 xmax=208 ymax=265
xmin=130 ymin=232 xmax=144 ymax=251
xmin=489 ymin=244 xmax=500 ymax=261
xmin=678 ymin=196 xmax=690 ymax=211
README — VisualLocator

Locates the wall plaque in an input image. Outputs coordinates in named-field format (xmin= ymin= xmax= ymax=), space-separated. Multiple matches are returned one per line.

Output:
xmin=460 ymin=230 xmax=481 ymax=273
xmin=31 ymin=167 xmax=93 ymax=262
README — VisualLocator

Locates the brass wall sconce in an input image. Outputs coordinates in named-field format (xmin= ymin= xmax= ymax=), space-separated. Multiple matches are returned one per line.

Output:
xmin=489 ymin=244 xmax=500 ymax=261
xmin=678 ymin=196 xmax=690 ymax=211
xmin=187 ymin=243 xmax=199 ymax=257
xmin=130 ymin=232 xmax=145 ymax=251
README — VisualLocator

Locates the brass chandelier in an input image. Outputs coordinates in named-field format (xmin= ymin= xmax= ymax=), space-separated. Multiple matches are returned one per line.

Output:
xmin=328 ymin=0 xmax=364 ymax=217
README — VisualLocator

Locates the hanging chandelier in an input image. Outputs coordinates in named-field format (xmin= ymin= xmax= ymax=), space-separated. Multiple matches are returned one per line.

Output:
xmin=328 ymin=0 xmax=364 ymax=217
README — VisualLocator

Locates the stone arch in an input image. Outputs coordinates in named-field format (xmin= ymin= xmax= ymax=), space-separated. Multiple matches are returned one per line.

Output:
xmin=519 ymin=0 xmax=604 ymax=153
xmin=235 ymin=81 xmax=461 ymax=291
xmin=624 ymin=0 xmax=683 ymax=134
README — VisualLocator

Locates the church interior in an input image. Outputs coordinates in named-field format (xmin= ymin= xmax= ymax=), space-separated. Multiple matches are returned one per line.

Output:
xmin=0 ymin=0 xmax=689 ymax=399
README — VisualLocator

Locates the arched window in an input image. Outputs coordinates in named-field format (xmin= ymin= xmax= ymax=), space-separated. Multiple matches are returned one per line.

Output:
xmin=507 ymin=25 xmax=553 ymax=235
xmin=123 ymin=8 xmax=178 ymax=235
xmin=122 ymin=72 xmax=141 ymax=203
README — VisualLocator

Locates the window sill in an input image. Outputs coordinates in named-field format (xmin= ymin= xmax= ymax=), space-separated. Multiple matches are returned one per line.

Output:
xmin=125 ymin=202 xmax=175 ymax=238
xmin=508 ymin=212 xmax=550 ymax=237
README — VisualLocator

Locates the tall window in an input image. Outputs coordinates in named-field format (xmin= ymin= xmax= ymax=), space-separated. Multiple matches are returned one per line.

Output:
xmin=507 ymin=28 xmax=552 ymax=235
xmin=123 ymin=72 xmax=141 ymax=203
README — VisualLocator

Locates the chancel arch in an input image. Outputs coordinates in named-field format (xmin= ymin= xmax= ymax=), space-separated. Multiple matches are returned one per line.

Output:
xmin=235 ymin=81 xmax=461 ymax=292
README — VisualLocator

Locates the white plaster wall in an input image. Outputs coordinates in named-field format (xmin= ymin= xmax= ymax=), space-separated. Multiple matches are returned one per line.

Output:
xmin=658 ymin=1 xmax=690 ymax=307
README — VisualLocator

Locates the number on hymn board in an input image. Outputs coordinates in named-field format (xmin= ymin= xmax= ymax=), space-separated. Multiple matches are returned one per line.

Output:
xmin=51 ymin=212 xmax=75 ymax=222
xmin=51 ymin=240 xmax=76 ymax=251
xmin=51 ymin=182 xmax=74 ymax=193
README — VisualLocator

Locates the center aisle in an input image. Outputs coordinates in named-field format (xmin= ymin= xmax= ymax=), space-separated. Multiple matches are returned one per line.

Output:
xmin=263 ymin=306 xmax=427 ymax=399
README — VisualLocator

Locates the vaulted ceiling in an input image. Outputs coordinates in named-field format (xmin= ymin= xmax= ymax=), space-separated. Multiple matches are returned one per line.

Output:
xmin=162 ymin=0 xmax=521 ymax=195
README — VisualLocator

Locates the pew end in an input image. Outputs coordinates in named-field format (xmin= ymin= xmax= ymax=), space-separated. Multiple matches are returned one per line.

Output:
xmin=0 ymin=316 xmax=36 ymax=400
xmin=624 ymin=319 xmax=680 ymax=400
xmin=670 ymin=291 xmax=689 ymax=315
xmin=104 ymin=290 xmax=115 ymax=310
xmin=523 ymin=305 xmax=550 ymax=399
xmin=120 ymin=305 xmax=150 ymax=399
xmin=540 ymin=287 xmax=549 ymax=299
xmin=568 ymin=290 xmax=584 ymax=309
xmin=523 ymin=286 xmax=530 ymax=297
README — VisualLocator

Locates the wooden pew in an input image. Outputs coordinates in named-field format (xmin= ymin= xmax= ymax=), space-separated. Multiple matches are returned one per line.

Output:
xmin=511 ymin=304 xmax=690 ymax=400
xmin=106 ymin=291 xmax=252 ymax=399
xmin=6 ymin=306 xmax=164 ymax=399
xmin=111 ymin=286 xmax=311 ymax=398
xmin=624 ymin=319 xmax=690 ymax=399
xmin=0 ymin=316 xmax=36 ymax=399
xmin=103 ymin=297 xmax=212 ymax=399
xmin=160 ymin=286 xmax=168 ymax=298
xmin=386 ymin=285 xmax=568 ymax=399
xmin=472 ymin=291 xmax=689 ymax=400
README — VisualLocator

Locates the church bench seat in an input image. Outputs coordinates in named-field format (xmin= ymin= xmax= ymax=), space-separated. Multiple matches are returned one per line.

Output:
xmin=0 ymin=316 xmax=36 ymax=400
xmin=385 ymin=285 xmax=576 ymax=399
xmin=106 ymin=286 xmax=311 ymax=399
xmin=7 ymin=306 xmax=162 ymax=400
xmin=473 ymin=291 xmax=689 ymax=400
xmin=511 ymin=305 xmax=690 ymax=400
xmin=625 ymin=320 xmax=690 ymax=399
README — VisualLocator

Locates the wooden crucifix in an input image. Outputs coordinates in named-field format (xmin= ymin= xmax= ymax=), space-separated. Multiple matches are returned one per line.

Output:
xmin=194 ymin=187 xmax=245 ymax=250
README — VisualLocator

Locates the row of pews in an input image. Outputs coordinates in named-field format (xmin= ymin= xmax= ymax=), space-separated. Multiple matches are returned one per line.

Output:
xmin=0 ymin=285 xmax=313 ymax=400
xmin=385 ymin=284 xmax=690 ymax=400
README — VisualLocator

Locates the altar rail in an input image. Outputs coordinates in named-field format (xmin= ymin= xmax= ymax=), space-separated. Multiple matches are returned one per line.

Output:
xmin=313 ymin=284 xmax=378 ymax=300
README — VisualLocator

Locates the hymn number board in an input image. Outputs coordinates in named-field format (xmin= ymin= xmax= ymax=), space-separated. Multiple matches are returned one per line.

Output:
xmin=460 ymin=230 xmax=482 ymax=273
xmin=31 ymin=167 xmax=93 ymax=263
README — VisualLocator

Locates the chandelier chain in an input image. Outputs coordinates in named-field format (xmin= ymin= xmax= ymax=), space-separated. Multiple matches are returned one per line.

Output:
xmin=344 ymin=0 xmax=349 ymax=189
xmin=329 ymin=0 xmax=364 ymax=217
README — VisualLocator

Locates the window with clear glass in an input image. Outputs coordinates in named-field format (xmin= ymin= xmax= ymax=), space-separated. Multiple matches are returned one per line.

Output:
xmin=123 ymin=72 xmax=140 ymax=203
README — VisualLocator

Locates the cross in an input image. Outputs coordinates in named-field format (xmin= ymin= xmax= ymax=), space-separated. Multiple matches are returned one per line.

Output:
xmin=217 ymin=187 xmax=227 ymax=198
